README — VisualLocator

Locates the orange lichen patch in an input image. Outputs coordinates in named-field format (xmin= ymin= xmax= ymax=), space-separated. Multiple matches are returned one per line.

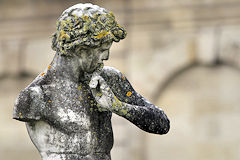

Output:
xmin=94 ymin=30 xmax=109 ymax=39
xmin=41 ymin=73 xmax=46 ymax=76
xmin=121 ymin=75 xmax=126 ymax=80
xmin=126 ymin=91 xmax=132 ymax=97
xmin=48 ymin=65 xmax=51 ymax=70
xmin=48 ymin=100 xmax=52 ymax=103
xmin=77 ymin=85 xmax=82 ymax=90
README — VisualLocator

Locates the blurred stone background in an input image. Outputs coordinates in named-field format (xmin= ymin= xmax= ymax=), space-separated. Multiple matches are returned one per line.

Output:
xmin=1 ymin=0 xmax=240 ymax=160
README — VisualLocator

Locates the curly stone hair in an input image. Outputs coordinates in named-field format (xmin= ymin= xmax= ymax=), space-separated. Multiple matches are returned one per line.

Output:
xmin=51 ymin=3 xmax=127 ymax=55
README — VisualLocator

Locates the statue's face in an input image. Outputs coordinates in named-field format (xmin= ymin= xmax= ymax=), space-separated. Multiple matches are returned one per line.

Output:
xmin=77 ymin=42 xmax=112 ymax=73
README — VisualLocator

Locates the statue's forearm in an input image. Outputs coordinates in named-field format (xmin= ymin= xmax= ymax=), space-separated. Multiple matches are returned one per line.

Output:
xmin=109 ymin=98 xmax=170 ymax=134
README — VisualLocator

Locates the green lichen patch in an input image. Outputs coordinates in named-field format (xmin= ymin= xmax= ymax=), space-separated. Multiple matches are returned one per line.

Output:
xmin=52 ymin=7 xmax=127 ymax=55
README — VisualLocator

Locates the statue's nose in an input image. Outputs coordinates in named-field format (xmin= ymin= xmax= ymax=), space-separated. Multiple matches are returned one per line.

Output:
xmin=102 ymin=50 xmax=109 ymax=61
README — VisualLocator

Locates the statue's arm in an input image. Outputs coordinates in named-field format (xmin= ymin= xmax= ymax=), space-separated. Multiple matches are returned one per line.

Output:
xmin=13 ymin=86 xmax=44 ymax=122
xmin=91 ymin=67 xmax=170 ymax=134
xmin=112 ymin=98 xmax=170 ymax=134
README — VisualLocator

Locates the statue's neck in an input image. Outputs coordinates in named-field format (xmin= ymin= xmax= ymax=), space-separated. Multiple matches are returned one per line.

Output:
xmin=50 ymin=53 xmax=85 ymax=83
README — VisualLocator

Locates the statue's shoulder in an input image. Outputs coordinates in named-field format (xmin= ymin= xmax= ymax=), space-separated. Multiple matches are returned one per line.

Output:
xmin=101 ymin=66 xmax=142 ymax=105
xmin=101 ymin=66 xmax=132 ymax=87
xmin=13 ymin=74 xmax=49 ymax=122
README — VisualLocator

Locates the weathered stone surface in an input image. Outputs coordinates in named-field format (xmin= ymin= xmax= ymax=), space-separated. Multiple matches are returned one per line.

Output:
xmin=13 ymin=3 xmax=170 ymax=160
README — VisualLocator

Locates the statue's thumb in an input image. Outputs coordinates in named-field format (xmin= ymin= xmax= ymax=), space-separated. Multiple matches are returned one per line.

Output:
xmin=89 ymin=76 xmax=99 ymax=89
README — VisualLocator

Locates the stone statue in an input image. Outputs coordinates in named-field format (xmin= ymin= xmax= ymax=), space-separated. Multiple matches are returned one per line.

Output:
xmin=13 ymin=3 xmax=170 ymax=160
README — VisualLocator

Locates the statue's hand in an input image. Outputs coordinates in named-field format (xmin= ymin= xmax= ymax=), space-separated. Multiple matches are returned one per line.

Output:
xmin=89 ymin=73 xmax=116 ymax=111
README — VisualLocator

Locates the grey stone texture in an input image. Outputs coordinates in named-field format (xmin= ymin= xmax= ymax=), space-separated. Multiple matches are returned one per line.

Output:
xmin=13 ymin=3 xmax=170 ymax=160
xmin=1 ymin=0 xmax=240 ymax=160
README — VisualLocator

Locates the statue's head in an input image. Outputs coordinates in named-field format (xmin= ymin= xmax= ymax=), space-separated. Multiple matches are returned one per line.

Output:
xmin=52 ymin=3 xmax=127 ymax=55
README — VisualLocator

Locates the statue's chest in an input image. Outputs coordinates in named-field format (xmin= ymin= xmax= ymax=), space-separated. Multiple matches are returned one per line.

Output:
xmin=43 ymin=82 xmax=95 ymax=106
xmin=42 ymin=82 xmax=99 ymax=130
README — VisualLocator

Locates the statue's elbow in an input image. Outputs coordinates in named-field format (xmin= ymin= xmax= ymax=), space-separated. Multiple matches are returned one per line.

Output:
xmin=162 ymin=118 xmax=170 ymax=134
xmin=146 ymin=118 xmax=170 ymax=135
xmin=157 ymin=118 xmax=170 ymax=135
